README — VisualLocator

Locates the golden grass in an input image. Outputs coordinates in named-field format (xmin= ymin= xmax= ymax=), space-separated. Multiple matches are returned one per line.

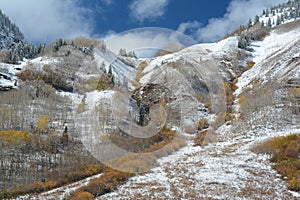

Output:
xmin=2 ymin=163 xmax=105 ymax=198
xmin=70 ymin=126 xmax=186 ymax=198
xmin=69 ymin=191 xmax=94 ymax=200
xmin=254 ymin=134 xmax=300 ymax=191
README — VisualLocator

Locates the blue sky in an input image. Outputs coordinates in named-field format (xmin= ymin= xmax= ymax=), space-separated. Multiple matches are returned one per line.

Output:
xmin=81 ymin=0 xmax=232 ymax=35
xmin=0 ymin=0 xmax=288 ymax=45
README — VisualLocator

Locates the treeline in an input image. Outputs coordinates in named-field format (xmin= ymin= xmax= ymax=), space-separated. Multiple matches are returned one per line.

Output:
xmin=234 ymin=0 xmax=300 ymax=51
xmin=0 ymin=10 xmax=24 ymax=49
xmin=0 ymin=10 xmax=45 ymax=64
xmin=43 ymin=37 xmax=102 ymax=58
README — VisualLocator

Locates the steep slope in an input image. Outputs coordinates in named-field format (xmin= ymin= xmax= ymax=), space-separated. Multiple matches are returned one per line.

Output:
xmin=21 ymin=20 xmax=300 ymax=199
xmin=0 ymin=62 xmax=21 ymax=91
xmin=0 ymin=10 xmax=24 ymax=50
xmin=235 ymin=20 xmax=300 ymax=131
xmin=2 ymin=7 xmax=300 ymax=200
xmin=0 ymin=10 xmax=44 ymax=64
xmin=259 ymin=0 xmax=300 ymax=27
xmin=236 ymin=20 xmax=300 ymax=95
xmin=0 ymin=38 xmax=140 ymax=197
xmin=98 ymin=21 xmax=300 ymax=199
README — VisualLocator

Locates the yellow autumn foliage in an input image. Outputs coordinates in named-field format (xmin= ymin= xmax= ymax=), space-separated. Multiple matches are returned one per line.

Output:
xmin=0 ymin=130 xmax=30 ymax=144
xmin=290 ymin=88 xmax=300 ymax=94
xmin=238 ymin=95 xmax=247 ymax=105
xmin=247 ymin=61 xmax=255 ymax=69
xmin=35 ymin=115 xmax=49 ymax=132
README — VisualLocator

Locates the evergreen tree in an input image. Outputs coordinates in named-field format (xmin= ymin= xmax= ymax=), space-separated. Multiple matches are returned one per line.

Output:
xmin=296 ymin=4 xmax=300 ymax=18
xmin=0 ymin=10 xmax=24 ymax=50
xmin=276 ymin=17 xmax=282 ymax=25
xmin=267 ymin=18 xmax=272 ymax=27
xmin=0 ymin=10 xmax=45 ymax=63
xmin=247 ymin=18 xmax=253 ymax=29
xmin=254 ymin=15 xmax=260 ymax=24
xmin=266 ymin=9 xmax=269 ymax=17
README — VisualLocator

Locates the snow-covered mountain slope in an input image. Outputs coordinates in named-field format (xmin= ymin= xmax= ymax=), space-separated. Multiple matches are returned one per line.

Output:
xmin=30 ymin=19 xmax=300 ymax=199
xmin=93 ymin=46 xmax=136 ymax=88
xmin=259 ymin=0 xmax=300 ymax=27
xmin=236 ymin=20 xmax=300 ymax=96
xmin=0 ymin=10 xmax=24 ymax=50
xmin=97 ymin=21 xmax=300 ymax=199
xmin=0 ymin=61 xmax=26 ymax=91
xmin=2 ymin=13 xmax=300 ymax=200
xmin=139 ymin=36 xmax=240 ymax=85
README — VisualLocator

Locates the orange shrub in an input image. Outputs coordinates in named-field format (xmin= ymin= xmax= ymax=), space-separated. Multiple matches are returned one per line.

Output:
xmin=82 ymin=169 xmax=133 ymax=197
xmin=289 ymin=177 xmax=300 ymax=191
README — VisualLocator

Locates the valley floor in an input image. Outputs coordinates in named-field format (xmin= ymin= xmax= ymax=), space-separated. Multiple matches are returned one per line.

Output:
xmin=16 ymin=126 xmax=300 ymax=200
xmin=99 ymin=126 xmax=300 ymax=200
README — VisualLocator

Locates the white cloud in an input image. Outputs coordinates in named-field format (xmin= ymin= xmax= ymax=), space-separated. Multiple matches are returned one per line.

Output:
xmin=101 ymin=0 xmax=114 ymax=5
xmin=103 ymin=28 xmax=197 ymax=57
xmin=129 ymin=0 xmax=170 ymax=22
xmin=0 ymin=0 xmax=94 ymax=43
xmin=195 ymin=0 xmax=288 ymax=42
xmin=177 ymin=21 xmax=202 ymax=34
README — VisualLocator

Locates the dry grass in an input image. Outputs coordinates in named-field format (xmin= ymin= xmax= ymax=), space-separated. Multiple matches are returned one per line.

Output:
xmin=194 ymin=129 xmax=218 ymax=146
xmin=1 ymin=163 xmax=105 ymax=198
xmin=254 ymin=134 xmax=300 ymax=191
xmin=198 ymin=118 xmax=209 ymax=131
xmin=246 ymin=61 xmax=255 ymax=69
xmin=134 ymin=61 xmax=148 ymax=84
xmin=68 ymin=126 xmax=186 ymax=198
xmin=77 ymin=169 xmax=134 ymax=198
xmin=69 ymin=191 xmax=94 ymax=200
xmin=275 ymin=19 xmax=300 ymax=34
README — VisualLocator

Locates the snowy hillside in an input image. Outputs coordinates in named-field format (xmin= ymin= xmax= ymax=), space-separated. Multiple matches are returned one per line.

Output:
xmin=12 ymin=18 xmax=300 ymax=200
xmin=236 ymin=19 xmax=300 ymax=96
xmin=255 ymin=0 xmax=300 ymax=27
xmin=0 ymin=10 xmax=24 ymax=50
xmin=0 ymin=63 xmax=18 ymax=91
xmin=98 ymin=20 xmax=300 ymax=199
xmin=1 ymin=2 xmax=300 ymax=199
